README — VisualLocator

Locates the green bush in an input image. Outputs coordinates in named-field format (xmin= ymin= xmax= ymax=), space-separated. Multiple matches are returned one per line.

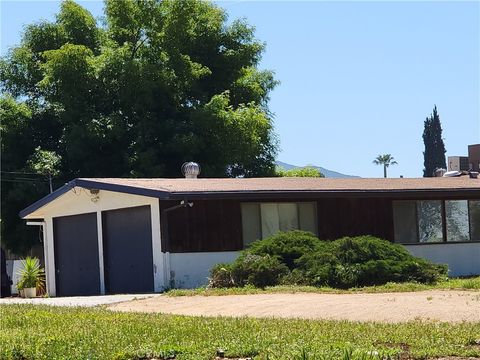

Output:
xmin=247 ymin=230 xmax=320 ymax=269
xmin=209 ymin=232 xmax=448 ymax=289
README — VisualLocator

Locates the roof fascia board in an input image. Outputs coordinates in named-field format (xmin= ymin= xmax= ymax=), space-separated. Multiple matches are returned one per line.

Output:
xmin=19 ymin=180 xmax=77 ymax=218
xmin=167 ymin=189 xmax=480 ymax=200
xmin=74 ymin=179 xmax=171 ymax=199
xmin=19 ymin=178 xmax=172 ymax=219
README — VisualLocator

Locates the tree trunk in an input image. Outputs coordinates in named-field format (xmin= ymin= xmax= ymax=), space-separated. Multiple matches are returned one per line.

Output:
xmin=383 ymin=165 xmax=387 ymax=178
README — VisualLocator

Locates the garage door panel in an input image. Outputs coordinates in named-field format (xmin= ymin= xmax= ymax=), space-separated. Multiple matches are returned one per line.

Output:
xmin=53 ymin=213 xmax=100 ymax=296
xmin=102 ymin=206 xmax=154 ymax=294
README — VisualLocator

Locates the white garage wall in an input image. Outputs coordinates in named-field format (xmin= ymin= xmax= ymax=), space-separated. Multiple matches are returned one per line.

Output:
xmin=169 ymin=251 xmax=240 ymax=288
xmin=31 ymin=187 xmax=165 ymax=296
xmin=404 ymin=243 xmax=480 ymax=276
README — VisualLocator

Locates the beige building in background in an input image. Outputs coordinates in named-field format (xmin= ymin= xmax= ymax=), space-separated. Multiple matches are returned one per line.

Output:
xmin=448 ymin=144 xmax=480 ymax=172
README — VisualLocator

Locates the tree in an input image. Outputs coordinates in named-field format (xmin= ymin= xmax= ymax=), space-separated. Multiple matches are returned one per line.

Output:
xmin=276 ymin=166 xmax=324 ymax=177
xmin=28 ymin=147 xmax=62 ymax=193
xmin=373 ymin=154 xmax=397 ymax=178
xmin=423 ymin=105 xmax=447 ymax=177
xmin=0 ymin=0 xmax=278 ymax=254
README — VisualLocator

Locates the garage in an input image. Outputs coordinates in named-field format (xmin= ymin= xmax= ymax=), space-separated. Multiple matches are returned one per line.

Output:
xmin=102 ymin=206 xmax=154 ymax=294
xmin=53 ymin=213 xmax=100 ymax=296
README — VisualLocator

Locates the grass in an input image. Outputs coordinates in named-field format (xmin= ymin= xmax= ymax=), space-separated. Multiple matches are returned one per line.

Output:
xmin=1 ymin=304 xmax=480 ymax=360
xmin=166 ymin=277 xmax=480 ymax=297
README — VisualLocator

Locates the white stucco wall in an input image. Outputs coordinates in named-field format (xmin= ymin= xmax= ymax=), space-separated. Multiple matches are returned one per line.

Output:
xmin=24 ymin=187 xmax=165 ymax=296
xmin=404 ymin=243 xmax=480 ymax=276
xmin=169 ymin=251 xmax=240 ymax=288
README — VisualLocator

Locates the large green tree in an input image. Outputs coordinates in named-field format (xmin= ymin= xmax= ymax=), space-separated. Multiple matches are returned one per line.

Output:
xmin=422 ymin=105 xmax=446 ymax=177
xmin=0 ymin=0 xmax=278 ymax=254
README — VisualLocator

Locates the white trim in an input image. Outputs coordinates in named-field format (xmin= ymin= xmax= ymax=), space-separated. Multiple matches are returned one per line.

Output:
xmin=96 ymin=212 xmax=105 ymax=295
xmin=44 ymin=217 xmax=56 ymax=296
xmin=150 ymin=201 xmax=165 ymax=291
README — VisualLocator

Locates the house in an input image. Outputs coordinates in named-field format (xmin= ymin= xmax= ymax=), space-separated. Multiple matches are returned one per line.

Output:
xmin=448 ymin=143 xmax=480 ymax=172
xmin=20 ymin=175 xmax=480 ymax=297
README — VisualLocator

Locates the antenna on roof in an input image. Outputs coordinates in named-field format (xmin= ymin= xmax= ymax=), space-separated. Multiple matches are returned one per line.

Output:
xmin=181 ymin=162 xmax=201 ymax=179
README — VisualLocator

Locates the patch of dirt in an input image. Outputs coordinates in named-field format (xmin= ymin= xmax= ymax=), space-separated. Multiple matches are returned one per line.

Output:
xmin=108 ymin=290 xmax=480 ymax=323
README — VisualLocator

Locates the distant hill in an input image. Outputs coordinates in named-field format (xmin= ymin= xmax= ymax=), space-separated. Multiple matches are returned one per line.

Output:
xmin=276 ymin=161 xmax=360 ymax=179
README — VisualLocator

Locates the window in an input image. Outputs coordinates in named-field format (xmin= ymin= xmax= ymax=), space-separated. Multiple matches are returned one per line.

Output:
xmin=392 ymin=201 xmax=417 ymax=244
xmin=393 ymin=199 xmax=480 ymax=244
xmin=417 ymin=200 xmax=443 ymax=243
xmin=445 ymin=200 xmax=469 ymax=242
xmin=470 ymin=200 xmax=480 ymax=241
xmin=241 ymin=202 xmax=317 ymax=246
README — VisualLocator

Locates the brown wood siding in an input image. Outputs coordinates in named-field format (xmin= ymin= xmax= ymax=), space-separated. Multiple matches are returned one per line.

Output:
xmin=161 ymin=199 xmax=243 ymax=253
xmin=161 ymin=195 xmax=480 ymax=252
xmin=316 ymin=198 xmax=394 ymax=241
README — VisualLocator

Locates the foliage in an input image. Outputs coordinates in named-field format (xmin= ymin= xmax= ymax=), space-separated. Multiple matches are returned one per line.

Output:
xmin=28 ymin=147 xmax=62 ymax=178
xmin=231 ymin=254 xmax=289 ymax=288
xmin=1 ymin=305 xmax=480 ymax=359
xmin=168 ymin=276 xmax=480 ymax=296
xmin=16 ymin=257 xmax=45 ymax=292
xmin=423 ymin=105 xmax=446 ymax=177
xmin=276 ymin=166 xmax=324 ymax=177
xmin=0 ymin=0 xmax=278 ymax=254
xmin=372 ymin=154 xmax=397 ymax=178
xmin=246 ymin=230 xmax=320 ymax=269
xmin=209 ymin=232 xmax=448 ymax=289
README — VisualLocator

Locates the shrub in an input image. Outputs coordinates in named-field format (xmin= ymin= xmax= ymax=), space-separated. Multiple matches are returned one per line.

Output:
xmin=247 ymin=230 xmax=320 ymax=270
xmin=209 ymin=232 xmax=448 ymax=289
xmin=208 ymin=263 xmax=234 ymax=288
xmin=297 ymin=236 xmax=448 ymax=288
xmin=231 ymin=254 xmax=289 ymax=288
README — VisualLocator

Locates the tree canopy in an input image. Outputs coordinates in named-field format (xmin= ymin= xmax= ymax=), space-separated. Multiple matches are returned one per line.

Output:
xmin=0 ymin=0 xmax=278 ymax=254
xmin=276 ymin=166 xmax=324 ymax=178
xmin=422 ymin=105 xmax=446 ymax=177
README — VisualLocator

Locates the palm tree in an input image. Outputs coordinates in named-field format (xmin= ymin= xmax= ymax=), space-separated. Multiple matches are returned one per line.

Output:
xmin=373 ymin=154 xmax=398 ymax=178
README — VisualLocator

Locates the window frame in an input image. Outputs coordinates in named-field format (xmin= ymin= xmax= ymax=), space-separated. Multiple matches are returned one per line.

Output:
xmin=393 ymin=199 xmax=480 ymax=245
xmin=240 ymin=201 xmax=318 ymax=247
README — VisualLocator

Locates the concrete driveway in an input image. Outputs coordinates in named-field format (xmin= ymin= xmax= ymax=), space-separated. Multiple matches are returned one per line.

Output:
xmin=0 ymin=293 xmax=161 ymax=307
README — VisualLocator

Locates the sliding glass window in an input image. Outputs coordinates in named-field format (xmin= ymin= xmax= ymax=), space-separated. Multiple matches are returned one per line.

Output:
xmin=470 ymin=200 xmax=480 ymax=241
xmin=393 ymin=199 xmax=480 ymax=244
xmin=417 ymin=200 xmax=443 ymax=243
xmin=445 ymin=200 xmax=469 ymax=242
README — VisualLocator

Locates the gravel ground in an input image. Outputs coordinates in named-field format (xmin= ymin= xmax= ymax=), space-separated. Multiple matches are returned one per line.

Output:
xmin=108 ymin=290 xmax=480 ymax=323
xmin=0 ymin=293 xmax=161 ymax=307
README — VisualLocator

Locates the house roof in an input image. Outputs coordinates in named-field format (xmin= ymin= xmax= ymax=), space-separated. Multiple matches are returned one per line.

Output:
xmin=20 ymin=176 xmax=480 ymax=218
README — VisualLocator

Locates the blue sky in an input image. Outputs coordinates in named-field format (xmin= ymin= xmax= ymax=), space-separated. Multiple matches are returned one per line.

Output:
xmin=1 ymin=0 xmax=479 ymax=178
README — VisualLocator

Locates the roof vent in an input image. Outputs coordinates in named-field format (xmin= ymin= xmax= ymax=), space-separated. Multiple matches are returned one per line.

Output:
xmin=182 ymin=162 xmax=201 ymax=179
xmin=434 ymin=168 xmax=447 ymax=177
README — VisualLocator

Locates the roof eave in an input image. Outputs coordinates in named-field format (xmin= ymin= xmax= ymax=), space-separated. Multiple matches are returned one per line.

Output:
xmin=19 ymin=178 xmax=172 ymax=219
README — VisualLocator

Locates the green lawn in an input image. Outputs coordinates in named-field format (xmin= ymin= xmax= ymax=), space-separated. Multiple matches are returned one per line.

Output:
xmin=166 ymin=277 xmax=480 ymax=297
xmin=1 ymin=305 xmax=479 ymax=360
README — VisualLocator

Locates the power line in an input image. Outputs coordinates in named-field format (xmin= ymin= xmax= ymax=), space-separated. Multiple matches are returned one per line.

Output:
xmin=0 ymin=178 xmax=48 ymax=184
xmin=0 ymin=171 xmax=42 ymax=175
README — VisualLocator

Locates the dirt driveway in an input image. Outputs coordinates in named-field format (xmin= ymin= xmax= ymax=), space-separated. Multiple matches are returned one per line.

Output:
xmin=108 ymin=290 xmax=480 ymax=323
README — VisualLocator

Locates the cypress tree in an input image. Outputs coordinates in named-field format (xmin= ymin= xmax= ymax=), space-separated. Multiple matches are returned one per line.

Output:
xmin=422 ymin=105 xmax=447 ymax=177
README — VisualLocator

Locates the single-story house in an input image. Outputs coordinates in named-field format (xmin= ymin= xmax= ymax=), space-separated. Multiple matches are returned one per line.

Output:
xmin=20 ymin=175 xmax=480 ymax=297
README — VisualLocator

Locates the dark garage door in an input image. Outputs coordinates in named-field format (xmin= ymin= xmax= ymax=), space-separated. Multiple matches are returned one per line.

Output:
xmin=53 ymin=213 xmax=100 ymax=296
xmin=102 ymin=206 xmax=154 ymax=294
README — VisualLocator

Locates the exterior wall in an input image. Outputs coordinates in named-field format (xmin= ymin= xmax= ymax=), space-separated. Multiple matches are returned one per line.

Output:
xmin=169 ymin=251 xmax=240 ymax=288
xmin=316 ymin=198 xmax=394 ymax=241
xmin=448 ymin=156 xmax=469 ymax=171
xmin=468 ymin=144 xmax=480 ymax=172
xmin=405 ymin=243 xmax=480 ymax=276
xmin=161 ymin=199 xmax=243 ymax=252
xmin=32 ymin=188 xmax=165 ymax=296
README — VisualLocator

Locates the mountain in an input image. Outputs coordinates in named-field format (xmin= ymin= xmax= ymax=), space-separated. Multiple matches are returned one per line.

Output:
xmin=276 ymin=161 xmax=360 ymax=178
